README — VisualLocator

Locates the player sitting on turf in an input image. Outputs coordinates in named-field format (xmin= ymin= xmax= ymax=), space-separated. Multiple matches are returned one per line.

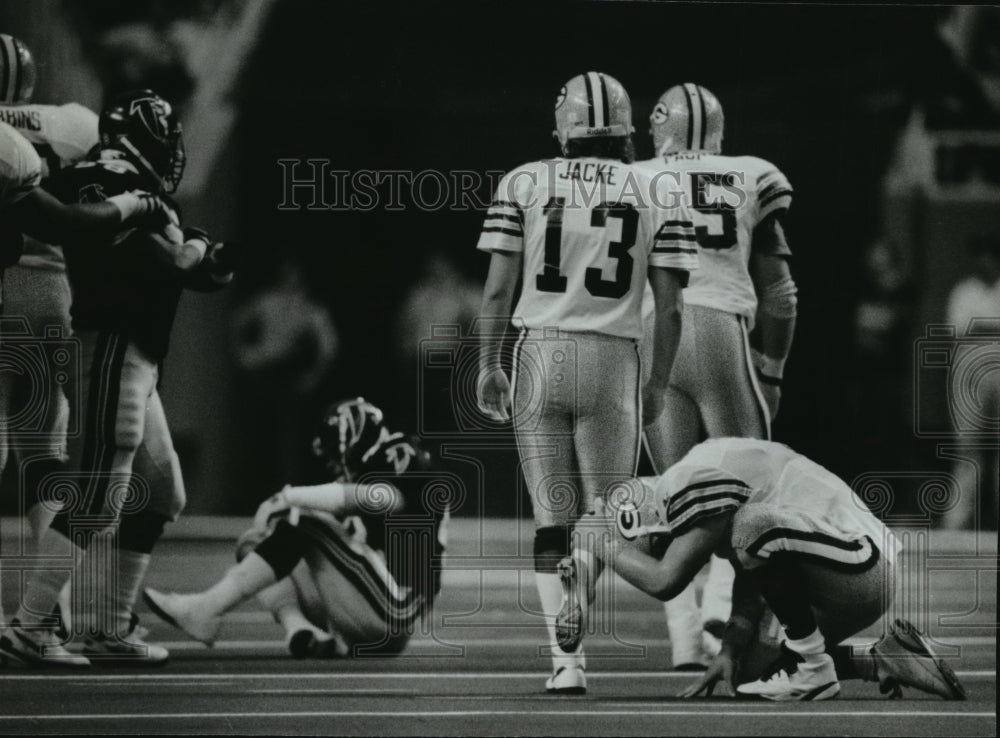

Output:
xmin=555 ymin=437 xmax=966 ymax=701
xmin=143 ymin=398 xmax=449 ymax=658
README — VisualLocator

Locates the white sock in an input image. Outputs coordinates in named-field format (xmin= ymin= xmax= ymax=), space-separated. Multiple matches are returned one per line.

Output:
xmin=256 ymin=578 xmax=321 ymax=639
xmin=16 ymin=528 xmax=77 ymax=627
xmin=200 ymin=552 xmax=277 ymax=617
xmin=701 ymin=555 xmax=735 ymax=624
xmin=785 ymin=628 xmax=826 ymax=660
xmin=536 ymin=571 xmax=583 ymax=671
xmin=664 ymin=581 xmax=703 ymax=666
xmin=99 ymin=549 xmax=150 ymax=638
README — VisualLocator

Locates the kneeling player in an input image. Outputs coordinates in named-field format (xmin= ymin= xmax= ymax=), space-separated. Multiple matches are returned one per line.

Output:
xmin=143 ymin=398 xmax=448 ymax=657
xmin=557 ymin=437 xmax=966 ymax=701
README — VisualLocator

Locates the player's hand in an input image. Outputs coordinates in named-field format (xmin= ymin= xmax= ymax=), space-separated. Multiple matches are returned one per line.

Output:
xmin=678 ymin=649 xmax=737 ymax=698
xmin=642 ymin=383 xmax=667 ymax=426
xmin=477 ymin=367 xmax=511 ymax=422
xmin=252 ymin=486 xmax=299 ymax=531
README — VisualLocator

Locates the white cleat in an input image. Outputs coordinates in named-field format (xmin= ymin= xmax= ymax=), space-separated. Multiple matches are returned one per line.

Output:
xmin=142 ymin=588 xmax=221 ymax=646
xmin=0 ymin=619 xmax=90 ymax=668
xmin=84 ymin=631 xmax=169 ymax=666
xmin=870 ymin=619 xmax=967 ymax=700
xmin=555 ymin=556 xmax=586 ymax=653
xmin=545 ymin=664 xmax=587 ymax=695
xmin=737 ymin=646 xmax=840 ymax=701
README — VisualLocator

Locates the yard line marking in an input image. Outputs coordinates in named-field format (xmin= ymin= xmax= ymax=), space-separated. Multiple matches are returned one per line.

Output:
xmin=0 ymin=711 xmax=993 ymax=721
xmin=1 ymin=670 xmax=994 ymax=681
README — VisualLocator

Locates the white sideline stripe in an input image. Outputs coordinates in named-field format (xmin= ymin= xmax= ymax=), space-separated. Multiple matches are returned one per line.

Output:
xmin=1 ymin=670 xmax=994 ymax=681
xmin=0 ymin=711 xmax=993 ymax=721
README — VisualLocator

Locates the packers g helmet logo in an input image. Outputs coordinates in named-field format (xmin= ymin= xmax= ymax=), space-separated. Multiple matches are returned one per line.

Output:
xmin=616 ymin=500 xmax=641 ymax=541
xmin=555 ymin=86 xmax=567 ymax=110
xmin=651 ymin=101 xmax=669 ymax=125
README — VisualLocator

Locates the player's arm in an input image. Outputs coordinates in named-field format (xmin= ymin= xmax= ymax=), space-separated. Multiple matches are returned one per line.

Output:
xmin=578 ymin=513 xmax=727 ymax=602
xmin=749 ymin=215 xmax=797 ymax=409
xmin=477 ymin=248 xmax=522 ymax=421
xmin=271 ymin=481 xmax=405 ymax=518
xmin=6 ymin=185 xmax=164 ymax=246
xmin=644 ymin=266 xmax=686 ymax=425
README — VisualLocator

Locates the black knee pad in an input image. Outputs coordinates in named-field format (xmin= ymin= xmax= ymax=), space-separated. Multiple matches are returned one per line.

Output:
xmin=117 ymin=509 xmax=170 ymax=554
xmin=253 ymin=519 xmax=305 ymax=580
xmin=533 ymin=526 xmax=571 ymax=573
xmin=21 ymin=456 xmax=67 ymax=513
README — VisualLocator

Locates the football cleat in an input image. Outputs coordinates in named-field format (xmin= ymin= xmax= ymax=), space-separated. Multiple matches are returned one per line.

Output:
xmin=83 ymin=622 xmax=169 ymax=666
xmin=142 ymin=588 xmax=221 ymax=646
xmin=545 ymin=665 xmax=587 ymax=695
xmin=0 ymin=618 xmax=90 ymax=668
xmin=737 ymin=644 xmax=840 ymax=701
xmin=555 ymin=556 xmax=586 ymax=653
xmin=870 ymin=619 xmax=967 ymax=700
xmin=288 ymin=628 xmax=348 ymax=659
xmin=553 ymin=71 xmax=633 ymax=149
xmin=649 ymin=83 xmax=724 ymax=156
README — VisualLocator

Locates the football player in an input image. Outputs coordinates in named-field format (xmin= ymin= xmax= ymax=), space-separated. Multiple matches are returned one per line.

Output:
xmin=635 ymin=83 xmax=798 ymax=669
xmin=0 ymin=89 xmax=237 ymax=667
xmin=556 ymin=437 xmax=967 ymax=702
xmin=476 ymin=72 xmax=698 ymax=694
xmin=143 ymin=398 xmax=448 ymax=659
xmin=0 ymin=33 xmax=101 ymax=550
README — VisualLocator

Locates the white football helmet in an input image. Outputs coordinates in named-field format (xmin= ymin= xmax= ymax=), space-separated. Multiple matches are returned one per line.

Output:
xmin=554 ymin=71 xmax=633 ymax=150
xmin=650 ymin=83 xmax=724 ymax=156
xmin=0 ymin=34 xmax=36 ymax=105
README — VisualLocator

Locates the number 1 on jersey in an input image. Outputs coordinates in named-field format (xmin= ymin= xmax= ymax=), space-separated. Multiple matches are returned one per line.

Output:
xmin=535 ymin=198 xmax=638 ymax=299
xmin=536 ymin=197 xmax=568 ymax=293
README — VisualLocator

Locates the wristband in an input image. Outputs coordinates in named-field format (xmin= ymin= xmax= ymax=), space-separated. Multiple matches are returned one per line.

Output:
xmin=106 ymin=192 xmax=141 ymax=222
xmin=757 ymin=354 xmax=786 ymax=384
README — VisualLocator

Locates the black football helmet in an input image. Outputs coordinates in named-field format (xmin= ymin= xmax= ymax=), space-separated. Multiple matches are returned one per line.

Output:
xmin=312 ymin=397 xmax=388 ymax=481
xmin=0 ymin=34 xmax=36 ymax=104
xmin=99 ymin=89 xmax=185 ymax=193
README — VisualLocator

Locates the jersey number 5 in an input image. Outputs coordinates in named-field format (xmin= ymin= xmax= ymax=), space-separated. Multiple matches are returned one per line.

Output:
xmin=690 ymin=172 xmax=737 ymax=251
xmin=536 ymin=198 xmax=638 ymax=299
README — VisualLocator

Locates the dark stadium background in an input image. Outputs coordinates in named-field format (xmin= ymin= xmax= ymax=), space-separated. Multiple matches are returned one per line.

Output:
xmin=1 ymin=1 xmax=995 ymax=517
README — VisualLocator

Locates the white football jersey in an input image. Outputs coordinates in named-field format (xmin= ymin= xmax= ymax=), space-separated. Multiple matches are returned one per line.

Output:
xmin=0 ymin=121 xmax=41 ymax=208
xmin=637 ymin=153 xmax=792 ymax=326
xmin=654 ymin=437 xmax=901 ymax=565
xmin=477 ymin=157 xmax=699 ymax=340
xmin=0 ymin=103 xmax=98 ymax=270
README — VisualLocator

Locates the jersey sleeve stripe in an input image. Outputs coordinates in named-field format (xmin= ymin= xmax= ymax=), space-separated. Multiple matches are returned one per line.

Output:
xmin=652 ymin=246 xmax=698 ymax=255
xmin=481 ymin=226 xmax=523 ymax=237
xmin=667 ymin=486 xmax=751 ymax=522
xmin=668 ymin=478 xmax=751 ymax=512
xmin=759 ymin=188 xmax=793 ymax=208
xmin=484 ymin=212 xmax=522 ymax=226
xmin=669 ymin=496 xmax=745 ymax=532
xmin=654 ymin=232 xmax=698 ymax=242
xmin=0 ymin=37 xmax=11 ymax=103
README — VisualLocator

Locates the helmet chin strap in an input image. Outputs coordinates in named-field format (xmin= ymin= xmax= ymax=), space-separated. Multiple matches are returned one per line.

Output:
xmin=119 ymin=136 xmax=165 ymax=192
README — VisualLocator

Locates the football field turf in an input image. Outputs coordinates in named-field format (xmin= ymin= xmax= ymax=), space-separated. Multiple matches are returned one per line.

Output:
xmin=1 ymin=518 xmax=995 ymax=736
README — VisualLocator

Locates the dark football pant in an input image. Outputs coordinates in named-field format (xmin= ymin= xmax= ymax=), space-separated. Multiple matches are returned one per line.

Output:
xmin=50 ymin=330 xmax=185 ymax=535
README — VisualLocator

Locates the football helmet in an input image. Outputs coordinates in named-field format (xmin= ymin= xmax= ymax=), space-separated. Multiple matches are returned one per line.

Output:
xmin=312 ymin=397 xmax=388 ymax=481
xmin=99 ymin=89 xmax=185 ymax=193
xmin=0 ymin=34 xmax=35 ymax=105
xmin=649 ymin=83 xmax=724 ymax=156
xmin=553 ymin=71 xmax=633 ymax=149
